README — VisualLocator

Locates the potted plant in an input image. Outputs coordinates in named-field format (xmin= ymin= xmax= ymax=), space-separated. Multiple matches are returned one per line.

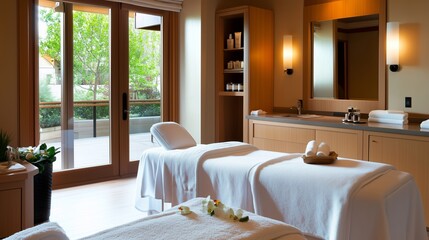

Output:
xmin=0 ymin=130 xmax=11 ymax=162
xmin=18 ymin=143 xmax=60 ymax=225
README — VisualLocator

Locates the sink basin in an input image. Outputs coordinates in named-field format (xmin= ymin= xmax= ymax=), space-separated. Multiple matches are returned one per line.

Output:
xmin=270 ymin=113 xmax=322 ymax=118
xmin=296 ymin=114 xmax=321 ymax=119
xmin=276 ymin=114 xmax=321 ymax=119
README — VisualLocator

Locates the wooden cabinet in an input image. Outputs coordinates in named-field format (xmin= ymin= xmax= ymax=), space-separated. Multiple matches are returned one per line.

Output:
xmin=215 ymin=6 xmax=273 ymax=142
xmin=249 ymin=120 xmax=363 ymax=159
xmin=0 ymin=163 xmax=38 ymax=238
xmin=249 ymin=120 xmax=315 ymax=153
xmin=316 ymin=128 xmax=363 ymax=159
xmin=364 ymin=131 xmax=429 ymax=226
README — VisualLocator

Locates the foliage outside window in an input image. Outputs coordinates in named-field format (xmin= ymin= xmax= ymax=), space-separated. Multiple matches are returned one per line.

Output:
xmin=38 ymin=7 xmax=161 ymax=129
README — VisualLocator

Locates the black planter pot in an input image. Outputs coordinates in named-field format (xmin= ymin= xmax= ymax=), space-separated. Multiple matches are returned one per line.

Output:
xmin=33 ymin=162 xmax=53 ymax=225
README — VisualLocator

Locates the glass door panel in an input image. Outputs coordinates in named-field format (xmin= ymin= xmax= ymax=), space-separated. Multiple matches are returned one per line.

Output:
xmin=38 ymin=2 xmax=63 ymax=171
xmin=72 ymin=5 xmax=111 ymax=168
xmin=38 ymin=1 xmax=112 ymax=171
xmin=128 ymin=11 xmax=161 ymax=162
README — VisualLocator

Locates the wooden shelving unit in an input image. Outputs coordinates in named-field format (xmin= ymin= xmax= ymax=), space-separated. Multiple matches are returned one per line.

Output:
xmin=215 ymin=6 xmax=274 ymax=142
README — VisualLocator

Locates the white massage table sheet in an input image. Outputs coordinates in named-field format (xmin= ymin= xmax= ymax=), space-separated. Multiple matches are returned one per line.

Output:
xmin=80 ymin=197 xmax=306 ymax=240
xmin=5 ymin=198 xmax=305 ymax=240
xmin=136 ymin=142 xmax=290 ymax=211
xmin=135 ymin=142 xmax=427 ymax=240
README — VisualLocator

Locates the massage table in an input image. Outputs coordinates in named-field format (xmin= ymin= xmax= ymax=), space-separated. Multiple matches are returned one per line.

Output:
xmin=6 ymin=198 xmax=305 ymax=240
xmin=135 ymin=122 xmax=427 ymax=240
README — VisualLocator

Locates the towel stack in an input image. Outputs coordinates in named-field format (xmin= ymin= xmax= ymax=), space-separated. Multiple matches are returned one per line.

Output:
xmin=368 ymin=110 xmax=408 ymax=125
xmin=305 ymin=140 xmax=331 ymax=157
xmin=421 ymin=119 xmax=429 ymax=129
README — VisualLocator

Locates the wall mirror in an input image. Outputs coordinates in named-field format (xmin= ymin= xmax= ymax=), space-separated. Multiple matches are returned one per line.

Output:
xmin=312 ymin=14 xmax=379 ymax=100
xmin=303 ymin=0 xmax=386 ymax=113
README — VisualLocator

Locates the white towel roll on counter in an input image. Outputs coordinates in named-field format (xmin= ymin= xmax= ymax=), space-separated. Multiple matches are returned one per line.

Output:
xmin=316 ymin=142 xmax=330 ymax=157
xmin=421 ymin=119 xmax=429 ymax=129
xmin=305 ymin=140 xmax=318 ymax=157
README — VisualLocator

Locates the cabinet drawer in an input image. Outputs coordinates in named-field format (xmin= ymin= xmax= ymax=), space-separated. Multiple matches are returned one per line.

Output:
xmin=316 ymin=129 xmax=362 ymax=159
xmin=252 ymin=123 xmax=315 ymax=152
xmin=0 ymin=188 xmax=22 ymax=238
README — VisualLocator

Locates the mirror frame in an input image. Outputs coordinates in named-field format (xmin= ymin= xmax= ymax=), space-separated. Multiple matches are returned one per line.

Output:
xmin=303 ymin=0 xmax=386 ymax=113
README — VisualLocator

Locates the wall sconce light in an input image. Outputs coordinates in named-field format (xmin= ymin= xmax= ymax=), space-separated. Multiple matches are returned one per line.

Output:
xmin=386 ymin=22 xmax=399 ymax=72
xmin=283 ymin=35 xmax=293 ymax=75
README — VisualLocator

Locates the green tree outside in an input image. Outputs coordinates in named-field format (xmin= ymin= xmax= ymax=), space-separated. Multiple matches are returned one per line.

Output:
xmin=38 ymin=7 xmax=161 ymax=124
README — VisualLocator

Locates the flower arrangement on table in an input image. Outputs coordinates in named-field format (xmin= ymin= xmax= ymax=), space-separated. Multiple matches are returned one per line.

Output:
xmin=18 ymin=143 xmax=60 ymax=173
xmin=178 ymin=196 xmax=249 ymax=222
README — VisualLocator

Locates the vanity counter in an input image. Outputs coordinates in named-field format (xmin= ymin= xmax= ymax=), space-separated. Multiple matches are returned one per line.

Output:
xmin=247 ymin=114 xmax=429 ymax=137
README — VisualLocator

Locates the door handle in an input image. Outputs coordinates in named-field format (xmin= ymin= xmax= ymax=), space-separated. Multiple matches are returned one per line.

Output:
xmin=122 ymin=92 xmax=128 ymax=120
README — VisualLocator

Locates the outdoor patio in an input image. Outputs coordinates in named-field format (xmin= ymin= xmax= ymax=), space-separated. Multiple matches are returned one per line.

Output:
xmin=45 ymin=132 xmax=160 ymax=171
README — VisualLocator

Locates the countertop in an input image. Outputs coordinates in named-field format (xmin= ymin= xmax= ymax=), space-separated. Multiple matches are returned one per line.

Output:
xmin=247 ymin=113 xmax=429 ymax=137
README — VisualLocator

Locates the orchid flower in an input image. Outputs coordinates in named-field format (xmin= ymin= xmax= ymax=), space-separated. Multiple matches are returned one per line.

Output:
xmin=201 ymin=196 xmax=249 ymax=222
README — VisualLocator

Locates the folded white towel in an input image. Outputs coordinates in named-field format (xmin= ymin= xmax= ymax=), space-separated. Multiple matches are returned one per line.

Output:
xmin=369 ymin=110 xmax=408 ymax=120
xmin=368 ymin=117 xmax=408 ymax=125
xmin=305 ymin=140 xmax=318 ymax=157
xmin=250 ymin=109 xmax=267 ymax=116
xmin=316 ymin=142 xmax=330 ymax=157
xmin=420 ymin=119 xmax=429 ymax=129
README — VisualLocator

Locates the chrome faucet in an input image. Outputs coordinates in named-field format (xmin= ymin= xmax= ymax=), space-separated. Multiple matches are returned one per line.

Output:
xmin=289 ymin=100 xmax=303 ymax=115
xmin=297 ymin=99 xmax=303 ymax=115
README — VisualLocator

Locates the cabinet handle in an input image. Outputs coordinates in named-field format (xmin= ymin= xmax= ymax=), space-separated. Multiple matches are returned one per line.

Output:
xmin=122 ymin=92 xmax=128 ymax=120
xmin=372 ymin=140 xmax=377 ymax=143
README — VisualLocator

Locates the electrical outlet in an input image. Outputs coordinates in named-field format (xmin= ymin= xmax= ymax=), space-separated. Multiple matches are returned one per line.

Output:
xmin=405 ymin=97 xmax=412 ymax=108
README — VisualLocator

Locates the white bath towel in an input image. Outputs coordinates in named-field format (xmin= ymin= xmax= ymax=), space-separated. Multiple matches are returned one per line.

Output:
xmin=369 ymin=110 xmax=408 ymax=120
xmin=5 ymin=222 xmax=69 ymax=240
xmin=305 ymin=140 xmax=318 ymax=157
xmin=316 ymin=142 xmax=330 ymax=157
xmin=420 ymin=119 xmax=429 ymax=129
xmin=368 ymin=117 xmax=408 ymax=125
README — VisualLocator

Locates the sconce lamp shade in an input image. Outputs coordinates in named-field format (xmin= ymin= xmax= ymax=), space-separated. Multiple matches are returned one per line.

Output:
xmin=386 ymin=22 xmax=399 ymax=72
xmin=283 ymin=35 xmax=293 ymax=75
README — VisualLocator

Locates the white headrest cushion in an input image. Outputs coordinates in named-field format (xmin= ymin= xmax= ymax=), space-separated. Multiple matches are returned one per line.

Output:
xmin=150 ymin=122 xmax=197 ymax=150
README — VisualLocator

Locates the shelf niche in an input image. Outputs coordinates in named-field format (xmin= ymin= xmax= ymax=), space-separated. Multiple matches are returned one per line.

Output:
xmin=215 ymin=6 xmax=274 ymax=142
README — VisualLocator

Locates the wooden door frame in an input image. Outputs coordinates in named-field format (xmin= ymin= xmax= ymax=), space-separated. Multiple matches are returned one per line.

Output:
xmin=19 ymin=0 xmax=179 ymax=188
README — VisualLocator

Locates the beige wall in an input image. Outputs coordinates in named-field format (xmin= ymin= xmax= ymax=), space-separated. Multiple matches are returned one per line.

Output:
xmin=387 ymin=0 xmax=429 ymax=113
xmin=0 ymin=0 xmax=19 ymax=146
xmin=179 ymin=0 xmax=202 ymax=143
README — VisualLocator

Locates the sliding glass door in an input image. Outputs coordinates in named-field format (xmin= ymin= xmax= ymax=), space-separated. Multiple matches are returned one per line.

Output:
xmin=127 ymin=11 xmax=162 ymax=163
xmin=37 ymin=0 xmax=169 ymax=186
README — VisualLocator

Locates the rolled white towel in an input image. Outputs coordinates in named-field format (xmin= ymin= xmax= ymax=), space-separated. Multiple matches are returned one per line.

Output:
xmin=368 ymin=117 xmax=408 ymax=125
xmin=369 ymin=110 xmax=408 ymax=120
xmin=316 ymin=142 xmax=330 ymax=157
xmin=420 ymin=119 xmax=429 ymax=129
xmin=305 ymin=140 xmax=318 ymax=157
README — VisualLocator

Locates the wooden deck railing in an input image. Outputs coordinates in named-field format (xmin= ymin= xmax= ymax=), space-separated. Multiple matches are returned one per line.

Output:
xmin=39 ymin=99 xmax=161 ymax=137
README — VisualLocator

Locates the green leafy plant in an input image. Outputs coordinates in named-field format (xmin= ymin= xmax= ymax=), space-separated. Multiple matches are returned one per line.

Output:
xmin=18 ymin=143 xmax=60 ymax=173
xmin=0 ymin=130 xmax=11 ymax=162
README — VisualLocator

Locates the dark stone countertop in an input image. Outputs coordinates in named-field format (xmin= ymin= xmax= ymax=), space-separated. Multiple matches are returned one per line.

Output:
xmin=247 ymin=113 xmax=429 ymax=138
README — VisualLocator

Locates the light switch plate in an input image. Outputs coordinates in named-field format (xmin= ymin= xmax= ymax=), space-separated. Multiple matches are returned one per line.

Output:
xmin=405 ymin=97 xmax=412 ymax=108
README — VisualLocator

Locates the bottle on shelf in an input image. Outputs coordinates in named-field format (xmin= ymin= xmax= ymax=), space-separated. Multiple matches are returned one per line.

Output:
xmin=227 ymin=34 xmax=234 ymax=49
xmin=234 ymin=32 xmax=242 ymax=48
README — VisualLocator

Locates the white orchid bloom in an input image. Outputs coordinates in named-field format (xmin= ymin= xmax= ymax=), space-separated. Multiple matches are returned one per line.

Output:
xmin=178 ymin=205 xmax=191 ymax=215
